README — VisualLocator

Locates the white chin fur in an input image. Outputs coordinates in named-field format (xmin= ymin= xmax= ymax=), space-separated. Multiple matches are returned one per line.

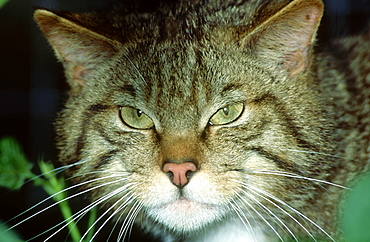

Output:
xmin=147 ymin=198 xmax=226 ymax=233
xmin=141 ymin=171 xmax=231 ymax=234
xmin=185 ymin=218 xmax=267 ymax=242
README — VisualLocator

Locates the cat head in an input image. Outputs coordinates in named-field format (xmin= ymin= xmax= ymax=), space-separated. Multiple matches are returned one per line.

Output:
xmin=35 ymin=0 xmax=336 ymax=238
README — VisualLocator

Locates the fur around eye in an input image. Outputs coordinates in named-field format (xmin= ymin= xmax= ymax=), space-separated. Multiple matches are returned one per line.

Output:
xmin=119 ymin=106 xmax=154 ymax=129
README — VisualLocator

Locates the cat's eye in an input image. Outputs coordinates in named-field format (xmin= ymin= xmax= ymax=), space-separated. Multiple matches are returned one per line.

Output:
xmin=119 ymin=107 xmax=154 ymax=129
xmin=209 ymin=102 xmax=244 ymax=125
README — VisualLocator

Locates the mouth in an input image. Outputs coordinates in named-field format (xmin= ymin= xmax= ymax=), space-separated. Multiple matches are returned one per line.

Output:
xmin=146 ymin=197 xmax=223 ymax=233
xmin=169 ymin=197 xmax=203 ymax=210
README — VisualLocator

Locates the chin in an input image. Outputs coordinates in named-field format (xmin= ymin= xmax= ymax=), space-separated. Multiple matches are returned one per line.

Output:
xmin=145 ymin=195 xmax=227 ymax=234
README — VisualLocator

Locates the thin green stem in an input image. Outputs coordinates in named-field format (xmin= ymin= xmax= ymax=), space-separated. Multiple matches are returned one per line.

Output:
xmin=38 ymin=162 xmax=82 ymax=242
xmin=85 ymin=207 xmax=98 ymax=241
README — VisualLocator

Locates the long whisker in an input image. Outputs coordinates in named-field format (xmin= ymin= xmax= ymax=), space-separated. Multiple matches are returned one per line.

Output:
xmin=237 ymin=187 xmax=299 ymax=241
xmin=24 ymin=176 xmax=130 ymax=241
xmin=6 ymin=174 xmax=127 ymax=233
xmin=281 ymin=148 xmax=357 ymax=161
xmin=123 ymin=54 xmax=147 ymax=85
xmin=4 ymin=161 xmax=90 ymax=225
xmin=247 ymin=184 xmax=335 ymax=241
xmin=249 ymin=170 xmax=349 ymax=190
xmin=106 ymin=191 xmax=143 ymax=242
xmin=117 ymin=199 xmax=143 ymax=242
xmin=234 ymin=180 xmax=317 ymax=241
xmin=42 ymin=181 xmax=137 ymax=242
xmin=25 ymin=161 xmax=83 ymax=185
xmin=229 ymin=197 xmax=255 ymax=239
xmin=107 ymin=203 xmax=129 ymax=242
xmin=81 ymin=184 xmax=141 ymax=242
xmin=234 ymin=192 xmax=284 ymax=241
xmin=71 ymin=170 xmax=131 ymax=178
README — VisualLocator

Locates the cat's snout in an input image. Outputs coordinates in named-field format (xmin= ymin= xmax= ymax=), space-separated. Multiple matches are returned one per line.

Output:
xmin=162 ymin=161 xmax=198 ymax=188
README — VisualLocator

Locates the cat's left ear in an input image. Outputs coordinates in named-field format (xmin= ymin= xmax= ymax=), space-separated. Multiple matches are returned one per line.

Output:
xmin=34 ymin=9 xmax=120 ymax=90
xmin=240 ymin=0 xmax=323 ymax=77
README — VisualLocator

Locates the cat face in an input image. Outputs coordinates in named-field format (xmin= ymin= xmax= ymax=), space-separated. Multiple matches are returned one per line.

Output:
xmin=35 ymin=0 xmax=341 ymax=239
xmin=60 ymin=39 xmax=333 ymax=237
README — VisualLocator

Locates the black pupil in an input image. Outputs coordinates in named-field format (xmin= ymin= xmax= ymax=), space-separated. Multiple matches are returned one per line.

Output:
xmin=223 ymin=107 xmax=229 ymax=116
xmin=137 ymin=109 xmax=143 ymax=117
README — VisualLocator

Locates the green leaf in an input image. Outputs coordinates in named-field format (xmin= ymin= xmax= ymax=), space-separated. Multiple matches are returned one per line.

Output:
xmin=0 ymin=137 xmax=35 ymax=190
xmin=341 ymin=173 xmax=370 ymax=241
xmin=0 ymin=220 xmax=23 ymax=242
xmin=0 ymin=0 xmax=10 ymax=9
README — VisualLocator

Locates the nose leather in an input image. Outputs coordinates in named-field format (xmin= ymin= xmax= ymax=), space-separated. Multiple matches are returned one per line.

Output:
xmin=162 ymin=161 xmax=197 ymax=187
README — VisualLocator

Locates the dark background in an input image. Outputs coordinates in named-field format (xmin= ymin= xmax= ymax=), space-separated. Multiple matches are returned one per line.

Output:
xmin=0 ymin=0 xmax=369 ymax=241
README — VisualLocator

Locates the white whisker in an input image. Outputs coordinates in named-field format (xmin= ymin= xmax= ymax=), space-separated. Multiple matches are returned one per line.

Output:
xmin=82 ymin=188 xmax=138 ymax=242
xmin=245 ymin=184 xmax=335 ymax=241
xmin=71 ymin=170 xmax=131 ymax=179
xmin=237 ymin=187 xmax=299 ymax=241
xmin=229 ymin=197 xmax=256 ymax=239
xmin=117 ymin=199 xmax=143 ymax=242
xmin=249 ymin=170 xmax=349 ymax=190
xmin=6 ymin=174 xmax=127 ymax=233
xmin=45 ymin=181 xmax=138 ymax=242
xmin=5 ymin=161 xmax=88 ymax=225
xmin=234 ymin=180 xmax=318 ymax=241
xmin=281 ymin=148 xmax=356 ymax=161
xmin=235 ymin=192 xmax=284 ymax=241
xmin=107 ymin=204 xmax=128 ymax=242
xmin=25 ymin=178 xmax=130 ymax=242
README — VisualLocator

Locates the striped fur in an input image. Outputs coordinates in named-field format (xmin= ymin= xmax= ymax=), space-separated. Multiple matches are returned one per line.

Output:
xmin=34 ymin=0 xmax=369 ymax=241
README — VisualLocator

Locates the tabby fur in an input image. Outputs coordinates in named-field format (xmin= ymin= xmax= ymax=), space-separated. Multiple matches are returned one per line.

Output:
xmin=34 ymin=0 xmax=369 ymax=241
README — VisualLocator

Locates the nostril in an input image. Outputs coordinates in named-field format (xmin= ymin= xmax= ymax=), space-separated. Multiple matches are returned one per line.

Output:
xmin=162 ymin=161 xmax=197 ymax=188
xmin=185 ymin=169 xmax=194 ymax=179
xmin=166 ymin=170 xmax=174 ymax=181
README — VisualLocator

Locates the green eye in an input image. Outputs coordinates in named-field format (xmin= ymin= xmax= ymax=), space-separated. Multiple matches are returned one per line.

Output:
xmin=119 ymin=107 xmax=154 ymax=129
xmin=209 ymin=102 xmax=244 ymax=125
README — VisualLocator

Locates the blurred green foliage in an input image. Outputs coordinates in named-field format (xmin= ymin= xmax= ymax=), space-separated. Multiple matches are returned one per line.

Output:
xmin=0 ymin=137 xmax=35 ymax=190
xmin=341 ymin=173 xmax=370 ymax=241
xmin=0 ymin=137 xmax=97 ymax=242
xmin=0 ymin=221 xmax=23 ymax=242
xmin=0 ymin=0 xmax=9 ymax=9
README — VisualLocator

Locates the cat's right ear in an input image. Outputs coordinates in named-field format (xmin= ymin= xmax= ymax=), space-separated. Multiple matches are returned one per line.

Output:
xmin=34 ymin=9 xmax=119 ymax=91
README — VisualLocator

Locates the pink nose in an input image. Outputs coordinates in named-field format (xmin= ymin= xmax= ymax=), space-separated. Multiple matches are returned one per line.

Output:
xmin=162 ymin=162 xmax=197 ymax=188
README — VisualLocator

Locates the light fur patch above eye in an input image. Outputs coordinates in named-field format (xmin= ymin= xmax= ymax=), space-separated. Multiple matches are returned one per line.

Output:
xmin=119 ymin=106 xmax=154 ymax=129
xmin=209 ymin=102 xmax=244 ymax=125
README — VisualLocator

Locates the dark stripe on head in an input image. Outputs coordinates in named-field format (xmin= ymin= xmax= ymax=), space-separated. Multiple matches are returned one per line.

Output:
xmin=88 ymin=104 xmax=109 ymax=112
xmin=121 ymin=84 xmax=136 ymax=96
xmin=255 ymin=94 xmax=321 ymax=152
xmin=95 ymin=124 xmax=124 ymax=147
xmin=63 ymin=104 xmax=108 ymax=168
xmin=221 ymin=83 xmax=245 ymax=95
xmin=93 ymin=149 xmax=120 ymax=170
xmin=249 ymin=146 xmax=303 ymax=175
xmin=62 ymin=134 xmax=86 ymax=174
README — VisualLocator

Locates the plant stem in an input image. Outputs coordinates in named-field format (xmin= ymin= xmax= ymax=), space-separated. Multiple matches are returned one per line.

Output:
xmin=85 ymin=207 xmax=98 ymax=241
xmin=38 ymin=162 xmax=82 ymax=242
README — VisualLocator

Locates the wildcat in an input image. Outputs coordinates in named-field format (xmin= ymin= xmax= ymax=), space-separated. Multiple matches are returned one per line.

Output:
xmin=32 ymin=0 xmax=369 ymax=241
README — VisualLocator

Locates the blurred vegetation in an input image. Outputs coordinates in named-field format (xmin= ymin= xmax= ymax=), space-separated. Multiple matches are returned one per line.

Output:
xmin=0 ymin=0 xmax=9 ymax=9
xmin=341 ymin=173 xmax=370 ymax=241
xmin=0 ymin=137 xmax=97 ymax=242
